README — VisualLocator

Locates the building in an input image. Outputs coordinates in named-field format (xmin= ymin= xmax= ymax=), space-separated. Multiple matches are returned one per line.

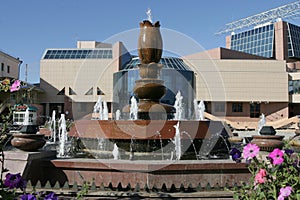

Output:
xmin=185 ymin=48 xmax=288 ymax=129
xmin=39 ymin=41 xmax=131 ymax=120
xmin=0 ymin=50 xmax=22 ymax=116
xmin=0 ymin=50 xmax=43 ymax=121
xmin=113 ymin=56 xmax=195 ymax=119
xmin=223 ymin=20 xmax=300 ymax=128
xmin=0 ymin=50 xmax=22 ymax=80
xmin=38 ymin=19 xmax=300 ymax=129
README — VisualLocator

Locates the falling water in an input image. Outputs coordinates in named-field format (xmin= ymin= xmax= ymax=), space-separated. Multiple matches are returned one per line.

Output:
xmin=194 ymin=100 xmax=205 ymax=120
xmin=57 ymin=114 xmax=71 ymax=158
xmin=182 ymin=131 xmax=199 ymax=160
xmin=102 ymin=101 xmax=108 ymax=120
xmin=155 ymin=131 xmax=164 ymax=160
xmin=193 ymin=99 xmax=199 ymax=120
xmin=257 ymin=113 xmax=266 ymax=133
xmin=197 ymin=130 xmax=230 ymax=159
xmin=98 ymin=138 xmax=105 ymax=151
xmin=50 ymin=110 xmax=56 ymax=143
xmin=174 ymin=91 xmax=184 ymax=120
xmin=172 ymin=122 xmax=181 ymax=160
xmin=130 ymin=96 xmax=138 ymax=120
xmin=115 ymin=110 xmax=121 ymax=120
xmin=129 ymin=136 xmax=135 ymax=160
xmin=93 ymin=96 xmax=103 ymax=120
xmin=198 ymin=100 xmax=205 ymax=120
xmin=112 ymin=143 xmax=119 ymax=160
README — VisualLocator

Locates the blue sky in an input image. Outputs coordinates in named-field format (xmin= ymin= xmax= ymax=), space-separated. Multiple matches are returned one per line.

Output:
xmin=1 ymin=0 xmax=299 ymax=83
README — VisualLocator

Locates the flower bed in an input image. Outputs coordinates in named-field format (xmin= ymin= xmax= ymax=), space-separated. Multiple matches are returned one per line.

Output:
xmin=230 ymin=143 xmax=300 ymax=199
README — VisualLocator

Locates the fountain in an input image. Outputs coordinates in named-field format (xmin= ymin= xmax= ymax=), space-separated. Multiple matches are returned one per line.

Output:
xmin=174 ymin=91 xmax=184 ymax=120
xmin=56 ymin=114 xmax=72 ymax=158
xmin=251 ymin=113 xmax=284 ymax=151
xmin=49 ymin=110 xmax=56 ymax=143
xmin=11 ymin=12 xmax=250 ymax=195
xmin=10 ymin=104 xmax=46 ymax=151
xmin=194 ymin=99 xmax=205 ymax=120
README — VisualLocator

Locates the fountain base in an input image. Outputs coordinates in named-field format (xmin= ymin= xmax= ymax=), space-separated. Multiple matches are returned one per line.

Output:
xmin=69 ymin=119 xmax=231 ymax=160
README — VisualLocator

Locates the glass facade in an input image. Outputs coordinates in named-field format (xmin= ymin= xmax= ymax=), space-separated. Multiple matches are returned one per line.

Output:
xmin=113 ymin=57 xmax=195 ymax=119
xmin=230 ymin=24 xmax=275 ymax=58
xmin=123 ymin=57 xmax=191 ymax=70
xmin=287 ymin=23 xmax=300 ymax=58
xmin=42 ymin=49 xmax=112 ymax=59
xmin=289 ymin=80 xmax=300 ymax=95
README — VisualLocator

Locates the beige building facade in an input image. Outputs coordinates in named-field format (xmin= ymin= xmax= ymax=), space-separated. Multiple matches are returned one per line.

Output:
xmin=0 ymin=50 xmax=22 ymax=80
xmin=39 ymin=41 xmax=130 ymax=119
xmin=38 ymin=21 xmax=300 ymax=129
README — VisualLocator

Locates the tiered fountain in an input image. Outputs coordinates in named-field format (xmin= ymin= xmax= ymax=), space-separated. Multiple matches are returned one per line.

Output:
xmin=10 ymin=15 xmax=251 ymax=195
xmin=72 ymin=18 xmax=231 ymax=160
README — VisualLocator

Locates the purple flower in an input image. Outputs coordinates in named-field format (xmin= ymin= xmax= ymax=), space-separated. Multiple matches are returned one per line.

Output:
xmin=269 ymin=148 xmax=284 ymax=165
xmin=278 ymin=186 xmax=292 ymax=200
xmin=44 ymin=192 xmax=58 ymax=200
xmin=20 ymin=193 xmax=37 ymax=200
xmin=284 ymin=149 xmax=294 ymax=156
xmin=4 ymin=173 xmax=26 ymax=190
xmin=230 ymin=148 xmax=242 ymax=163
xmin=243 ymin=143 xmax=260 ymax=160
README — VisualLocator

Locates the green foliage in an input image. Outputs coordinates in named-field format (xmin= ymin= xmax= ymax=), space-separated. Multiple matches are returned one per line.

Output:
xmin=231 ymin=144 xmax=300 ymax=199
xmin=76 ymin=181 xmax=90 ymax=199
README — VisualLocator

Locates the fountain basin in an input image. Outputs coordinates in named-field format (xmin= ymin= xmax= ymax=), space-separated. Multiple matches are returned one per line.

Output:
xmin=70 ymin=120 xmax=227 ymax=140
xmin=69 ymin=119 xmax=231 ymax=159
xmin=11 ymin=133 xmax=46 ymax=151
xmin=134 ymin=81 xmax=166 ymax=100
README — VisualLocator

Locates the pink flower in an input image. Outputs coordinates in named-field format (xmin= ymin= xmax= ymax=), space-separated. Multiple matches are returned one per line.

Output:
xmin=243 ymin=143 xmax=260 ymax=160
xmin=278 ymin=186 xmax=292 ymax=200
xmin=269 ymin=148 xmax=284 ymax=165
xmin=10 ymin=80 xmax=21 ymax=92
xmin=254 ymin=168 xmax=267 ymax=184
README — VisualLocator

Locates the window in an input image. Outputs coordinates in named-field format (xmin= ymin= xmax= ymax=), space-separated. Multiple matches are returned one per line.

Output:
xmin=232 ymin=103 xmax=243 ymax=112
xmin=250 ymin=103 xmax=260 ymax=118
xmin=57 ymin=87 xmax=65 ymax=95
xmin=1 ymin=63 xmax=4 ymax=71
xmin=214 ymin=102 xmax=225 ymax=112
xmin=69 ymin=87 xmax=77 ymax=95
xmin=85 ymin=87 xmax=93 ymax=95
xmin=97 ymin=87 xmax=105 ymax=95
xmin=7 ymin=65 xmax=10 ymax=73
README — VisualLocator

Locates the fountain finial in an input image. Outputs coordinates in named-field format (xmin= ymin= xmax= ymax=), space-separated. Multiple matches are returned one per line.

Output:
xmin=138 ymin=10 xmax=162 ymax=64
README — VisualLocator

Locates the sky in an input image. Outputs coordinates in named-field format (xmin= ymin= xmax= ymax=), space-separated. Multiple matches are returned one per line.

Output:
xmin=1 ymin=0 xmax=300 ymax=83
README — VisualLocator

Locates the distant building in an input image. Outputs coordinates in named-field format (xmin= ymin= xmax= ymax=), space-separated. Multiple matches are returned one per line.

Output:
xmin=224 ymin=20 xmax=300 ymax=128
xmin=38 ymin=20 xmax=300 ymax=129
xmin=0 ymin=50 xmax=22 ymax=79
xmin=0 ymin=50 xmax=43 ymax=120
xmin=39 ymin=41 xmax=131 ymax=119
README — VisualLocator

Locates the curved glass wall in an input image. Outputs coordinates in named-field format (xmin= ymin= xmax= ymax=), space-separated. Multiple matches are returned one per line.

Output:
xmin=113 ymin=57 xmax=195 ymax=119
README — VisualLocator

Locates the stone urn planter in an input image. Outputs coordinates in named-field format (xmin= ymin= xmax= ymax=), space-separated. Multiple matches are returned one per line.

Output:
xmin=251 ymin=135 xmax=284 ymax=152
xmin=251 ymin=126 xmax=284 ymax=152
xmin=11 ymin=133 xmax=46 ymax=151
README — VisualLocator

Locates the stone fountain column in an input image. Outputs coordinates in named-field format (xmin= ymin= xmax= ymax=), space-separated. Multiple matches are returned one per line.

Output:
xmin=124 ymin=20 xmax=175 ymax=120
